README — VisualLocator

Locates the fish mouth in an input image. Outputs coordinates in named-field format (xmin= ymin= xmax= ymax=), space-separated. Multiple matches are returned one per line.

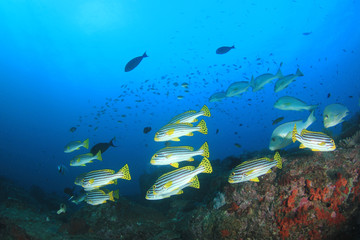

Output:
xmin=228 ymin=179 xmax=234 ymax=183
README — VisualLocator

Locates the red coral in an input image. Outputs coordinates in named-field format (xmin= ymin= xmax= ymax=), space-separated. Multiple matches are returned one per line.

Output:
xmin=227 ymin=202 xmax=239 ymax=213
xmin=220 ymin=229 xmax=230 ymax=238
xmin=287 ymin=189 xmax=298 ymax=208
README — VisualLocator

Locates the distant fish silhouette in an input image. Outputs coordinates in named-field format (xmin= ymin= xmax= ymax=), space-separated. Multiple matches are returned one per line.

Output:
xmin=302 ymin=32 xmax=312 ymax=36
xmin=125 ymin=52 xmax=148 ymax=72
xmin=216 ymin=45 xmax=235 ymax=54
xmin=143 ymin=126 xmax=152 ymax=134
xmin=90 ymin=137 xmax=117 ymax=155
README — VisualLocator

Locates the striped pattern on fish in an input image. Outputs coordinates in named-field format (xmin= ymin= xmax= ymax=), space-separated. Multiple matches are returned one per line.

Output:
xmin=154 ymin=119 xmax=207 ymax=142
xmin=150 ymin=142 xmax=209 ymax=168
xmin=150 ymin=157 xmax=212 ymax=196
xmin=86 ymin=189 xmax=119 ymax=205
xmin=167 ymin=105 xmax=211 ymax=124
xmin=292 ymin=124 xmax=336 ymax=151
xmin=228 ymin=152 xmax=282 ymax=183
xmin=75 ymin=164 xmax=131 ymax=191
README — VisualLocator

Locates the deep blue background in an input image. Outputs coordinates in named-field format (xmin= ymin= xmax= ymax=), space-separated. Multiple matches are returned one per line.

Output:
xmin=0 ymin=0 xmax=359 ymax=196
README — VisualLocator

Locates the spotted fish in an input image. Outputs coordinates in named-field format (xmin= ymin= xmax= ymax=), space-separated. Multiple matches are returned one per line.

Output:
xmin=167 ymin=105 xmax=211 ymax=124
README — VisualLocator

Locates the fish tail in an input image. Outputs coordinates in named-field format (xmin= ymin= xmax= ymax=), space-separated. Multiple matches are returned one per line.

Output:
xmin=232 ymin=45 xmax=235 ymax=49
xmin=83 ymin=138 xmax=89 ymax=149
xmin=96 ymin=151 xmax=102 ymax=161
xmin=118 ymin=164 xmax=131 ymax=180
xmin=274 ymin=152 xmax=282 ymax=169
xmin=306 ymin=110 xmax=316 ymax=126
xmin=110 ymin=137 xmax=117 ymax=147
xmin=199 ymin=142 xmax=210 ymax=158
xmin=296 ymin=68 xmax=304 ymax=77
xmin=197 ymin=119 xmax=208 ymax=134
xmin=190 ymin=176 xmax=200 ymax=189
xmin=109 ymin=191 xmax=114 ymax=201
xmin=200 ymin=105 xmax=211 ymax=117
xmin=198 ymin=157 xmax=212 ymax=174
xmin=113 ymin=189 xmax=119 ymax=200
xmin=250 ymin=75 xmax=254 ymax=87
xmin=143 ymin=52 xmax=148 ymax=58
xmin=276 ymin=68 xmax=283 ymax=78
xmin=306 ymin=104 xmax=318 ymax=111
xmin=292 ymin=124 xmax=298 ymax=143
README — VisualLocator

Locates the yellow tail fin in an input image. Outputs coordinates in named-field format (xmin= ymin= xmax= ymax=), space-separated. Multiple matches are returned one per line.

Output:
xmin=200 ymin=105 xmax=211 ymax=117
xmin=199 ymin=142 xmax=210 ymax=158
xmin=83 ymin=138 xmax=89 ymax=149
xmin=113 ymin=189 xmax=119 ymax=200
xmin=118 ymin=164 xmax=131 ymax=180
xmin=197 ymin=119 xmax=208 ymax=134
xmin=109 ymin=191 xmax=114 ymax=201
xmin=198 ymin=157 xmax=212 ymax=174
xmin=274 ymin=152 xmax=282 ymax=169
xmin=292 ymin=124 xmax=298 ymax=143
xmin=96 ymin=151 xmax=102 ymax=161
xmin=190 ymin=176 xmax=200 ymax=189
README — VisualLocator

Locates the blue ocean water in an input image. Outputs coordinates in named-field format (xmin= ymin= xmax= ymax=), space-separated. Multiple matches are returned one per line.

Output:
xmin=0 ymin=0 xmax=359 ymax=197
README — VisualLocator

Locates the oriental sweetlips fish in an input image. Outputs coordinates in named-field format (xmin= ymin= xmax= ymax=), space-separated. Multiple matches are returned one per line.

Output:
xmin=150 ymin=142 xmax=210 ymax=168
xmin=167 ymin=105 xmax=211 ymax=124
xmin=147 ymin=157 xmax=212 ymax=197
xmin=228 ymin=152 xmax=282 ymax=183
xmin=154 ymin=119 xmax=208 ymax=142
xmin=85 ymin=189 xmax=119 ymax=205
xmin=75 ymin=164 xmax=131 ymax=191
xmin=292 ymin=124 xmax=336 ymax=151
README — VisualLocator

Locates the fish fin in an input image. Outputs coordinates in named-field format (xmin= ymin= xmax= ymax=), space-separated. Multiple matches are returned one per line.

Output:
xmin=187 ymin=132 xmax=194 ymax=136
xmin=81 ymin=164 xmax=87 ymax=166
xmin=109 ymin=191 xmax=114 ymax=201
xmin=113 ymin=190 xmax=119 ymax=200
xmin=200 ymin=105 xmax=211 ymax=117
xmin=166 ymin=129 xmax=175 ymax=135
xmin=192 ymin=119 xmax=198 ymax=123
xmin=198 ymin=157 xmax=212 ymax=173
xmin=246 ymin=170 xmax=255 ymax=175
xmin=76 ymin=159 xmax=80 ymax=163
xmin=276 ymin=68 xmax=283 ymax=78
xmin=197 ymin=119 xmax=208 ymax=134
xmin=166 ymin=154 xmax=173 ymax=158
xmin=299 ymin=144 xmax=306 ymax=149
xmin=118 ymin=164 xmax=131 ymax=180
xmin=250 ymin=177 xmax=259 ymax=182
xmin=184 ymin=146 xmax=194 ymax=151
xmin=143 ymin=52 xmax=148 ymax=58
xmin=176 ymin=190 xmax=184 ymax=195
xmin=199 ymin=142 xmax=210 ymax=158
xmin=311 ymin=149 xmax=320 ymax=152
xmin=164 ymin=181 xmax=172 ymax=189
xmin=83 ymin=138 xmax=89 ymax=149
xmin=301 ymin=129 xmax=311 ymax=135
xmin=188 ymin=158 xmax=194 ymax=162
xmin=96 ymin=151 xmax=102 ymax=161
xmin=171 ymin=138 xmax=180 ymax=141
xmin=170 ymin=162 xmax=179 ymax=168
xmin=112 ymin=179 xmax=118 ymax=185
xmin=89 ymin=179 xmax=94 ymax=184
xmin=190 ymin=176 xmax=200 ymax=189
xmin=267 ymin=169 xmax=272 ymax=173
xmin=292 ymin=124 xmax=298 ymax=143
xmin=296 ymin=68 xmax=304 ymax=77
xmin=250 ymin=75 xmax=254 ymax=87
xmin=319 ymin=142 xmax=326 ymax=146
xmin=274 ymin=152 xmax=282 ymax=169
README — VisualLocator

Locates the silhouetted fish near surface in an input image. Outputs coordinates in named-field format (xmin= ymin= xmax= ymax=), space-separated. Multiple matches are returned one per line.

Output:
xmin=125 ymin=52 xmax=148 ymax=72
xmin=216 ymin=45 xmax=235 ymax=54
xmin=90 ymin=137 xmax=117 ymax=155
xmin=143 ymin=126 xmax=152 ymax=134
xmin=302 ymin=32 xmax=312 ymax=35
xmin=272 ymin=117 xmax=284 ymax=125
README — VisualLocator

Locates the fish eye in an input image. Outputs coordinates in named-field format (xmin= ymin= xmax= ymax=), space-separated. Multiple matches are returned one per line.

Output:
xmin=272 ymin=138 xmax=275 ymax=142
xmin=154 ymin=154 xmax=158 ymax=158
xmin=147 ymin=190 xmax=150 ymax=194
xmin=231 ymin=172 xmax=235 ymax=176
xmin=324 ymin=115 xmax=328 ymax=120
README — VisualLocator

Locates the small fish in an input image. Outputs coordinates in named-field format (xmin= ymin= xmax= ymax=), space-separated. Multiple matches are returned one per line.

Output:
xmin=225 ymin=81 xmax=250 ymax=97
xmin=148 ymin=157 xmax=212 ymax=196
xmin=85 ymin=189 xmax=119 ymax=205
xmin=323 ymin=103 xmax=349 ymax=128
xmin=70 ymin=151 xmax=102 ymax=167
xmin=69 ymin=127 xmax=77 ymax=133
xmin=216 ymin=45 xmax=235 ymax=54
xmin=90 ymin=137 xmax=116 ymax=156
xmin=75 ymin=164 xmax=131 ymax=191
xmin=228 ymin=152 xmax=282 ymax=183
xmin=216 ymin=129 xmax=219 ymax=134
xmin=251 ymin=69 xmax=283 ymax=92
xmin=150 ymin=142 xmax=209 ymax=168
xmin=125 ymin=52 xmax=148 ymax=72
xmin=274 ymin=96 xmax=317 ymax=111
xmin=234 ymin=143 xmax=241 ymax=148
xmin=292 ymin=124 xmax=336 ymax=151
xmin=327 ymin=93 xmax=331 ymax=98
xmin=177 ymin=96 xmax=184 ymax=99
xmin=69 ymin=192 xmax=87 ymax=205
xmin=57 ymin=203 xmax=66 ymax=214
xmin=154 ymin=119 xmax=208 ymax=142
xmin=302 ymin=32 xmax=312 ymax=35
xmin=142 ymin=127 xmax=151 ymax=134
xmin=167 ymin=105 xmax=211 ymax=124
xmin=58 ymin=164 xmax=68 ymax=175
xmin=146 ymin=178 xmax=199 ymax=200
xmin=274 ymin=68 xmax=304 ymax=93
xmin=272 ymin=117 xmax=285 ymax=125
xmin=64 ymin=139 xmax=89 ymax=153
xmin=209 ymin=92 xmax=226 ymax=102
xmin=181 ymin=82 xmax=189 ymax=88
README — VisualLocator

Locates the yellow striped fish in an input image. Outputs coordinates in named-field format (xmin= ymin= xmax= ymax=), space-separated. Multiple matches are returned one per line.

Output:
xmin=150 ymin=142 xmax=209 ymax=168
xmin=64 ymin=138 xmax=89 ymax=153
xmin=75 ymin=164 xmax=131 ymax=191
xmin=167 ymin=105 xmax=211 ymax=124
xmin=154 ymin=119 xmax=207 ymax=142
xmin=70 ymin=151 xmax=102 ymax=167
xmin=85 ymin=189 xmax=119 ymax=205
xmin=228 ymin=152 xmax=282 ymax=183
xmin=292 ymin=124 xmax=336 ymax=151
xmin=145 ymin=176 xmax=199 ymax=200
xmin=149 ymin=157 xmax=212 ymax=196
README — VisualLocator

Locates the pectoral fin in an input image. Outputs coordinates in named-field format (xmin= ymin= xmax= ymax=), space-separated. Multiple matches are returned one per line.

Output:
xmin=250 ymin=177 xmax=259 ymax=182
xmin=164 ymin=181 xmax=173 ymax=188
xmin=171 ymin=138 xmax=180 ymax=141
xmin=166 ymin=129 xmax=175 ymax=135
xmin=299 ymin=144 xmax=306 ymax=149
xmin=170 ymin=162 xmax=179 ymax=168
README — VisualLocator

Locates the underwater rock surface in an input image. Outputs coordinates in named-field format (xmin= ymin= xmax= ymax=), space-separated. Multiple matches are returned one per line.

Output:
xmin=2 ymin=140 xmax=360 ymax=239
